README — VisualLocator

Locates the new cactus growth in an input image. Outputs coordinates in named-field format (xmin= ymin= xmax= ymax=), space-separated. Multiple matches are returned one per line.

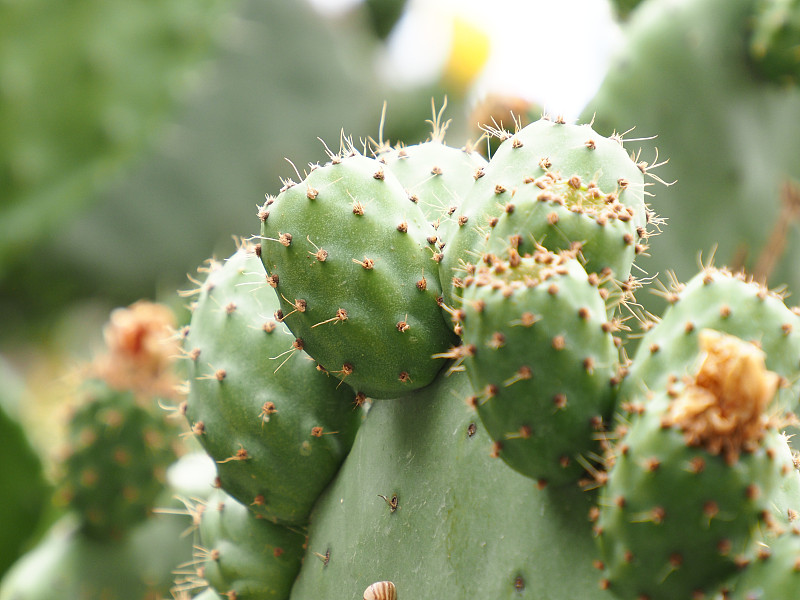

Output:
xmin=258 ymin=148 xmax=456 ymax=398
xmin=596 ymin=330 xmax=797 ymax=600
xmin=182 ymin=243 xmax=362 ymax=525
xmin=57 ymin=378 xmax=177 ymax=540
xmin=373 ymin=102 xmax=488 ymax=245
xmin=0 ymin=300 xmax=195 ymax=599
xmin=439 ymin=116 xmax=649 ymax=312
xmin=457 ymin=251 xmax=619 ymax=486
xmin=193 ymin=488 xmax=307 ymax=600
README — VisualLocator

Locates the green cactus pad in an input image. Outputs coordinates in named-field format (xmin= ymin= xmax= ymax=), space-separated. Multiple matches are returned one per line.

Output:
xmin=259 ymin=150 xmax=456 ymax=398
xmin=289 ymin=369 xmax=608 ymax=600
xmin=458 ymin=252 xmax=620 ymax=486
xmin=728 ymin=527 xmax=800 ymax=599
xmin=197 ymin=488 xmax=306 ymax=600
xmin=57 ymin=378 xmax=176 ymax=541
xmin=440 ymin=116 xmax=647 ymax=311
xmin=620 ymin=266 xmax=800 ymax=415
xmin=375 ymin=137 xmax=487 ymax=245
xmin=184 ymin=244 xmax=362 ymax=525
xmin=598 ymin=330 xmax=797 ymax=600
xmin=597 ymin=397 xmax=795 ymax=599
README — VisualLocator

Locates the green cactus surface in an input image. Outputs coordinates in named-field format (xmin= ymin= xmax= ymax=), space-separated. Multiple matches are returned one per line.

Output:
xmin=598 ymin=328 xmax=797 ymax=599
xmin=582 ymin=0 xmax=800 ymax=299
xmin=619 ymin=266 xmax=800 ymax=415
xmin=183 ymin=244 xmax=362 ymax=525
xmin=728 ymin=526 xmax=800 ymax=599
xmin=477 ymin=172 xmax=644 ymax=303
xmin=196 ymin=488 xmax=307 ymax=600
xmin=440 ymin=117 xmax=647 ymax=313
xmin=458 ymin=252 xmax=620 ymax=486
xmin=0 ymin=509 xmax=193 ymax=600
xmin=258 ymin=150 xmax=456 ymax=398
xmin=374 ymin=113 xmax=487 ymax=245
xmin=289 ymin=369 xmax=608 ymax=600
xmin=57 ymin=378 xmax=177 ymax=541
xmin=597 ymin=398 xmax=794 ymax=599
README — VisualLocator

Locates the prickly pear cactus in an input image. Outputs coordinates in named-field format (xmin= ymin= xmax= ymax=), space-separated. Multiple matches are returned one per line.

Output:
xmin=728 ymin=527 xmax=800 ymax=599
xmin=597 ymin=332 xmax=797 ymax=599
xmin=374 ymin=103 xmax=488 ymax=245
xmin=440 ymin=119 xmax=648 ymax=308
xmin=619 ymin=266 xmax=800 ymax=414
xmin=258 ymin=149 xmax=456 ymax=398
xmin=192 ymin=488 xmax=307 ymax=600
xmin=582 ymin=0 xmax=800 ymax=299
xmin=167 ymin=107 xmax=800 ymax=600
xmin=56 ymin=379 xmax=177 ymax=540
xmin=182 ymin=243 xmax=362 ymax=525
xmin=457 ymin=251 xmax=620 ymax=486
xmin=0 ymin=300 xmax=195 ymax=600
xmin=289 ymin=370 xmax=607 ymax=600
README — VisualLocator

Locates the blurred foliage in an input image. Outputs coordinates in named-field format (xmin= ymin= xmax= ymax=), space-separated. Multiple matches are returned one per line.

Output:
xmin=0 ymin=0 xmax=466 ymax=341
xmin=582 ymin=0 xmax=800 ymax=315
xmin=364 ymin=0 xmax=408 ymax=39
xmin=0 ymin=361 xmax=49 ymax=580
xmin=0 ymin=0 xmax=231 ymax=279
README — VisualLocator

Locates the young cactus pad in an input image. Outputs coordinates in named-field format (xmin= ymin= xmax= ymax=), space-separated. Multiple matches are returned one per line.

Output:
xmin=57 ymin=378 xmax=176 ymax=541
xmin=258 ymin=150 xmax=456 ymax=398
xmin=596 ymin=331 xmax=796 ymax=600
xmin=183 ymin=244 xmax=362 ymax=525
xmin=458 ymin=251 xmax=620 ymax=486
xmin=374 ymin=115 xmax=488 ymax=246
xmin=196 ymin=488 xmax=306 ymax=600
xmin=440 ymin=116 xmax=647 ymax=310
xmin=619 ymin=266 xmax=800 ymax=415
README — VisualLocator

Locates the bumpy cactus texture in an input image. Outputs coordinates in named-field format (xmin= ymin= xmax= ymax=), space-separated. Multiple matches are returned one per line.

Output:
xmin=289 ymin=370 xmax=607 ymax=599
xmin=459 ymin=252 xmax=619 ymax=485
xmin=596 ymin=330 xmax=797 ymax=600
xmin=258 ymin=151 xmax=456 ymax=398
xmin=195 ymin=488 xmax=307 ymax=600
xmin=183 ymin=244 xmax=362 ymax=524
xmin=440 ymin=117 xmax=648 ymax=321
xmin=161 ymin=107 xmax=800 ymax=600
